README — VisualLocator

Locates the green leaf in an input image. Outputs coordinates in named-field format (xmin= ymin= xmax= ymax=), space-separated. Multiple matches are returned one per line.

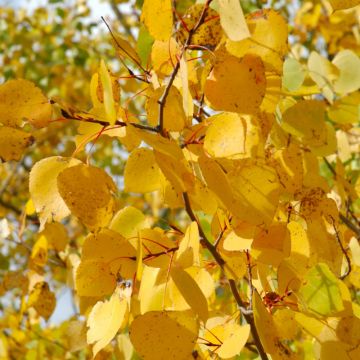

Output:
xmin=298 ymin=263 xmax=344 ymax=316
xmin=282 ymin=58 xmax=306 ymax=91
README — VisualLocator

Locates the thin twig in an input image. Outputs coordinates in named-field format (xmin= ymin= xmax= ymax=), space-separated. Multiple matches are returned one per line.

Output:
xmin=182 ymin=192 xmax=269 ymax=360
xmin=101 ymin=17 xmax=150 ymax=83
xmin=109 ymin=0 xmax=135 ymax=40
xmin=157 ymin=0 xmax=213 ymax=134
xmin=331 ymin=216 xmax=352 ymax=279
xmin=59 ymin=108 xmax=158 ymax=132
xmin=245 ymin=250 xmax=254 ymax=309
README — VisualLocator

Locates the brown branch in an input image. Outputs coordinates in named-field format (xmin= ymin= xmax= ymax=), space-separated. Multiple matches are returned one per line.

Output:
xmin=157 ymin=0 xmax=213 ymax=134
xmin=331 ymin=217 xmax=352 ymax=279
xmin=60 ymin=108 xmax=158 ymax=132
xmin=182 ymin=192 xmax=269 ymax=360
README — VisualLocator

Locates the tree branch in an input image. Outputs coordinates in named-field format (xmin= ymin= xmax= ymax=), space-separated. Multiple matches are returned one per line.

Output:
xmin=182 ymin=192 xmax=269 ymax=360
xmin=157 ymin=0 xmax=213 ymax=134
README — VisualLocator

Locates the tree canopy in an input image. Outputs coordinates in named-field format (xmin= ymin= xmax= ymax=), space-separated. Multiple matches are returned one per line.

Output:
xmin=1 ymin=0 xmax=360 ymax=359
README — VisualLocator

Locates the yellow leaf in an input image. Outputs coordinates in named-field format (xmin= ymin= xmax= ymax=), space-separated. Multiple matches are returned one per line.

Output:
xmin=271 ymin=143 xmax=303 ymax=194
xmin=308 ymin=51 xmax=338 ymax=102
xmin=205 ymin=323 xmax=250 ymax=359
xmin=218 ymin=0 xmax=250 ymax=41
xmin=31 ymin=235 xmax=48 ymax=268
xmin=176 ymin=221 xmax=200 ymax=268
xmin=146 ymin=86 xmax=186 ymax=132
xmin=141 ymin=0 xmax=172 ymax=41
xmin=87 ymin=288 xmax=128 ymax=358
xmin=329 ymin=0 xmax=360 ymax=10
xmin=29 ymin=156 xmax=82 ymax=231
xmin=66 ymin=321 xmax=87 ymax=352
xmin=110 ymin=206 xmax=149 ymax=239
xmin=226 ymin=9 xmax=288 ymax=73
xmin=281 ymin=100 xmax=327 ymax=147
xmin=0 ymin=126 xmax=34 ymax=162
xmin=332 ymin=49 xmax=360 ymax=94
xmin=124 ymin=148 xmax=162 ymax=193
xmin=99 ymin=60 xmax=117 ymax=125
xmin=76 ymin=260 xmax=117 ymax=297
xmin=253 ymin=291 xmax=293 ymax=358
xmin=177 ymin=4 xmax=222 ymax=48
xmin=171 ymin=267 xmax=209 ymax=322
xmin=151 ymin=39 xmax=179 ymax=76
xmin=57 ymin=163 xmax=116 ymax=231
xmin=129 ymin=311 xmax=199 ymax=360
xmin=227 ymin=161 xmax=280 ymax=225
xmin=27 ymin=282 xmax=56 ymax=320
xmin=204 ymin=113 xmax=247 ymax=158
xmin=327 ymin=92 xmax=360 ymax=124
xmin=205 ymin=54 xmax=266 ymax=114
xmin=40 ymin=222 xmax=68 ymax=252
xmin=251 ymin=222 xmax=291 ymax=266
xmin=154 ymin=150 xmax=194 ymax=193
xmin=140 ymin=228 xmax=175 ymax=269
xmin=77 ymin=229 xmax=136 ymax=295
xmin=116 ymin=334 xmax=134 ymax=360
xmin=0 ymin=79 xmax=52 ymax=128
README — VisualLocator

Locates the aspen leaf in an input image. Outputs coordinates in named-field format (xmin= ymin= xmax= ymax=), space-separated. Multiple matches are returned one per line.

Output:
xmin=204 ymin=113 xmax=247 ymax=158
xmin=281 ymin=100 xmax=327 ymax=147
xmin=332 ymin=49 xmax=360 ymax=94
xmin=140 ymin=228 xmax=175 ymax=268
xmin=113 ymin=33 xmax=141 ymax=67
xmin=154 ymin=150 xmax=194 ymax=193
xmin=87 ymin=288 xmax=128 ymax=358
xmin=76 ymin=260 xmax=117 ymax=297
xmin=29 ymin=156 xmax=82 ymax=231
xmin=40 ymin=222 xmax=68 ymax=252
xmin=124 ymin=148 xmax=162 ymax=193
xmin=253 ymin=291 xmax=294 ymax=358
xmin=151 ymin=39 xmax=179 ymax=76
xmin=272 ymin=143 xmax=303 ymax=194
xmin=31 ymin=235 xmax=48 ymax=268
xmin=110 ymin=206 xmax=148 ymax=239
xmin=251 ymin=222 xmax=291 ymax=266
xmin=116 ymin=334 xmax=134 ymax=360
xmin=57 ymin=163 xmax=116 ymax=231
xmin=282 ymin=58 xmax=306 ymax=91
xmin=298 ymin=263 xmax=344 ymax=316
xmin=171 ymin=267 xmax=209 ymax=322
xmin=327 ymin=92 xmax=360 ymax=124
xmin=308 ymin=51 xmax=338 ymax=102
xmin=27 ymin=282 xmax=56 ymax=320
xmin=0 ymin=79 xmax=52 ymax=128
xmin=226 ymin=9 xmax=288 ymax=73
xmin=177 ymin=5 xmax=222 ymax=48
xmin=205 ymin=54 xmax=266 ymax=114
xmin=66 ymin=321 xmax=87 ymax=352
xmin=129 ymin=311 xmax=199 ymax=360
xmin=218 ymin=0 xmax=250 ymax=41
xmin=176 ymin=221 xmax=200 ymax=268
xmin=329 ymin=0 xmax=360 ymax=10
xmin=204 ymin=323 xmax=250 ymax=359
xmin=99 ymin=60 xmax=117 ymax=125
xmin=76 ymin=229 xmax=136 ymax=296
xmin=141 ymin=0 xmax=172 ymax=41
xmin=227 ymin=161 xmax=280 ymax=225
xmin=146 ymin=86 xmax=186 ymax=132
xmin=0 ymin=126 xmax=34 ymax=162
